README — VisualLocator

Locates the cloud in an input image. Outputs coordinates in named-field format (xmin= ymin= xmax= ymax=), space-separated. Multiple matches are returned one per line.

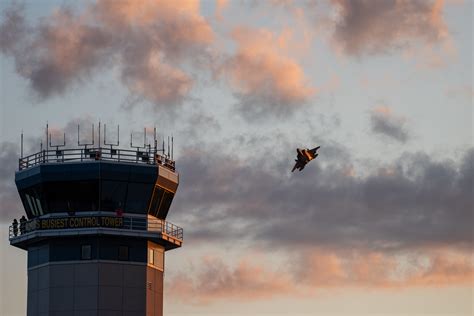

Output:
xmin=0 ymin=5 xmax=112 ymax=99
xmin=167 ymin=255 xmax=296 ymax=304
xmin=446 ymin=84 xmax=474 ymax=101
xmin=370 ymin=106 xmax=410 ymax=143
xmin=0 ymin=142 xmax=23 ymax=222
xmin=171 ymin=142 xmax=473 ymax=251
xmin=215 ymin=0 xmax=229 ymax=20
xmin=296 ymin=248 xmax=473 ymax=288
xmin=220 ymin=27 xmax=315 ymax=119
xmin=0 ymin=0 xmax=213 ymax=106
xmin=330 ymin=0 xmax=451 ymax=57
xmin=0 ymin=2 xmax=26 ymax=55
xmin=166 ymin=248 xmax=473 ymax=303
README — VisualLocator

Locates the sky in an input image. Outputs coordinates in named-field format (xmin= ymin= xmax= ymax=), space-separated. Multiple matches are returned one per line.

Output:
xmin=0 ymin=0 xmax=472 ymax=315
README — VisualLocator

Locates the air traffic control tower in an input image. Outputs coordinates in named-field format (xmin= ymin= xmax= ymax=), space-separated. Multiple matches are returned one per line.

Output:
xmin=8 ymin=124 xmax=182 ymax=316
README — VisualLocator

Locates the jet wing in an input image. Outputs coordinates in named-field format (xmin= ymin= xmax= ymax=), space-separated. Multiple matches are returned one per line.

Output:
xmin=291 ymin=160 xmax=306 ymax=172
xmin=309 ymin=146 xmax=320 ymax=155
xmin=296 ymin=149 xmax=305 ymax=160
xmin=291 ymin=163 xmax=298 ymax=172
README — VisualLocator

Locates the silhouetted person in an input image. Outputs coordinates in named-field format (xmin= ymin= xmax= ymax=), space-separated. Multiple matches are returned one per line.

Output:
xmin=12 ymin=219 xmax=18 ymax=236
xmin=67 ymin=201 xmax=75 ymax=216
xmin=19 ymin=216 xmax=27 ymax=234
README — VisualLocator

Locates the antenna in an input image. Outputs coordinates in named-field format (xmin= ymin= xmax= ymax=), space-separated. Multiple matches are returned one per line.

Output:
xmin=98 ymin=121 xmax=101 ymax=149
xmin=153 ymin=127 xmax=157 ymax=154
xmin=104 ymin=124 xmax=119 ymax=157
xmin=46 ymin=123 xmax=49 ymax=152
xmin=78 ymin=124 xmax=94 ymax=148
xmin=171 ymin=136 xmax=174 ymax=160
xmin=145 ymin=127 xmax=152 ymax=156
xmin=104 ymin=124 xmax=119 ymax=147
xmin=49 ymin=129 xmax=66 ymax=151
xmin=21 ymin=130 xmax=23 ymax=158
xmin=130 ymin=129 xmax=146 ymax=149
xmin=144 ymin=128 xmax=147 ymax=147
xmin=167 ymin=136 xmax=170 ymax=159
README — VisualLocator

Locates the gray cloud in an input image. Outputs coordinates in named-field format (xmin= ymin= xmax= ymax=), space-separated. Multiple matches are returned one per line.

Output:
xmin=3 ymin=124 xmax=472 ymax=252
xmin=370 ymin=108 xmax=410 ymax=143
xmin=0 ymin=142 xmax=22 ymax=222
xmin=0 ymin=1 xmax=213 ymax=105
xmin=0 ymin=5 xmax=111 ymax=99
xmin=170 ymin=143 xmax=473 ymax=251
xmin=331 ymin=0 xmax=450 ymax=56
xmin=0 ymin=2 xmax=25 ymax=55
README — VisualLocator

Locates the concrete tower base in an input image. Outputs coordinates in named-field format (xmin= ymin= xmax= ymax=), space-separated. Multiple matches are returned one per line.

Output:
xmin=26 ymin=238 xmax=166 ymax=316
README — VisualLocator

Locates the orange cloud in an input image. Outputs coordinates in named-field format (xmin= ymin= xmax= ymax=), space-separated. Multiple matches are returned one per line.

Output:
xmin=215 ymin=0 xmax=229 ymax=20
xmin=0 ymin=1 xmax=214 ymax=105
xmin=95 ymin=0 xmax=213 ymax=60
xmin=94 ymin=0 xmax=214 ymax=106
xmin=122 ymin=52 xmax=193 ymax=105
xmin=373 ymin=105 xmax=392 ymax=116
xmin=167 ymin=256 xmax=296 ymax=304
xmin=404 ymin=251 xmax=474 ymax=286
xmin=222 ymin=27 xmax=315 ymax=118
xmin=167 ymin=248 xmax=473 ymax=303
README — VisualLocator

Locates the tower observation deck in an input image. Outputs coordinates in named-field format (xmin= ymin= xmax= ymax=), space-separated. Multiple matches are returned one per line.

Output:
xmin=8 ymin=125 xmax=182 ymax=316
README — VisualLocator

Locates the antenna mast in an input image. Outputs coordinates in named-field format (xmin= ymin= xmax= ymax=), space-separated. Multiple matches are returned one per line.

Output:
xmin=46 ymin=123 xmax=49 ymax=152
xmin=78 ymin=124 xmax=94 ymax=149
xmin=104 ymin=124 xmax=120 ymax=157
xmin=21 ymin=130 xmax=23 ymax=158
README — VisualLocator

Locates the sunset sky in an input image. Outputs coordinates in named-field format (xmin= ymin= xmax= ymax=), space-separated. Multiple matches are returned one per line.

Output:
xmin=0 ymin=0 xmax=472 ymax=315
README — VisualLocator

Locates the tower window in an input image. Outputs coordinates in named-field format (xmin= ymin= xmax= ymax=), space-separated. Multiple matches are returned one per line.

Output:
xmin=118 ymin=245 xmax=129 ymax=261
xmin=148 ymin=248 xmax=154 ymax=265
xmin=81 ymin=245 xmax=91 ymax=260
xmin=154 ymin=250 xmax=164 ymax=270
xmin=148 ymin=248 xmax=164 ymax=270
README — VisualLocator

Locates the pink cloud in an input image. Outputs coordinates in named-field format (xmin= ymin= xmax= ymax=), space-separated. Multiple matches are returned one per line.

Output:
xmin=215 ymin=0 xmax=229 ymax=21
xmin=0 ymin=0 xmax=214 ymax=106
xmin=167 ymin=248 xmax=473 ymax=303
xmin=167 ymin=255 xmax=296 ymax=304
xmin=221 ymin=27 xmax=316 ymax=118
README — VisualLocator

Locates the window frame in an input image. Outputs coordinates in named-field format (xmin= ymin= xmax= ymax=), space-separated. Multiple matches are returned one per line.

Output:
xmin=118 ymin=245 xmax=129 ymax=261
xmin=81 ymin=244 xmax=92 ymax=260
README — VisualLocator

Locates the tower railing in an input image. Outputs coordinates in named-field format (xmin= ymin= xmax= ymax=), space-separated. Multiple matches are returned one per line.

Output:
xmin=18 ymin=147 xmax=176 ymax=171
xmin=8 ymin=215 xmax=183 ymax=241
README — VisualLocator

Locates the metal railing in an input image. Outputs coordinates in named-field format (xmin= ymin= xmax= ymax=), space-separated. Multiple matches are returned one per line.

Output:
xmin=148 ymin=219 xmax=184 ymax=240
xmin=9 ymin=215 xmax=183 ymax=241
xmin=18 ymin=147 xmax=176 ymax=171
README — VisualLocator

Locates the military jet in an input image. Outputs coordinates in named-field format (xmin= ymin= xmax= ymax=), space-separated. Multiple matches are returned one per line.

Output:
xmin=292 ymin=146 xmax=320 ymax=172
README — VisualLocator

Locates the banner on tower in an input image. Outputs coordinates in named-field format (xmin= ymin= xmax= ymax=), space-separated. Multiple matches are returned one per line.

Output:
xmin=26 ymin=216 xmax=124 ymax=232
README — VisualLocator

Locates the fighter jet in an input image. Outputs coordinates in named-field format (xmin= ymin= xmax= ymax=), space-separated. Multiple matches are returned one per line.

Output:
xmin=292 ymin=146 xmax=320 ymax=172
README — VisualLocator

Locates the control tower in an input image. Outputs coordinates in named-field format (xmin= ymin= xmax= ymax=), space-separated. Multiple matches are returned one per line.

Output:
xmin=8 ymin=125 xmax=182 ymax=316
